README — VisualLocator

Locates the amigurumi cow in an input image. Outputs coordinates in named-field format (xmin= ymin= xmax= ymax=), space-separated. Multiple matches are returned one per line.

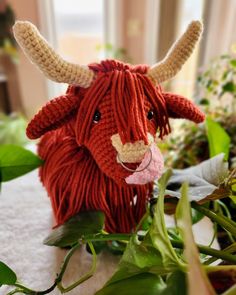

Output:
xmin=13 ymin=21 xmax=205 ymax=233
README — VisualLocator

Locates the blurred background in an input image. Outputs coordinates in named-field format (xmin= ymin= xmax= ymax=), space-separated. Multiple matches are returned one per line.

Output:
xmin=0 ymin=0 xmax=236 ymax=168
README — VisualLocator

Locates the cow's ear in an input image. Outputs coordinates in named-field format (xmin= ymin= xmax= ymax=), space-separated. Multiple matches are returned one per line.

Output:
xmin=164 ymin=93 xmax=205 ymax=123
xmin=26 ymin=88 xmax=81 ymax=139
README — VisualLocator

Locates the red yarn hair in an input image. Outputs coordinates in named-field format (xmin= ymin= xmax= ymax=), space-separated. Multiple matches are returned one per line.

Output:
xmin=27 ymin=60 xmax=205 ymax=233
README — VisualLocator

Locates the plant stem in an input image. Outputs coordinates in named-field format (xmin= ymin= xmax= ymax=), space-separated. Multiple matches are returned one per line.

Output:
xmin=7 ymin=289 xmax=25 ymax=295
xmin=82 ymin=233 xmax=236 ymax=264
xmin=172 ymin=240 xmax=236 ymax=264
xmin=10 ymin=281 xmax=57 ymax=295
xmin=82 ymin=233 xmax=131 ymax=243
xmin=135 ymin=211 xmax=149 ymax=233
xmin=204 ymin=242 xmax=236 ymax=265
xmin=191 ymin=202 xmax=236 ymax=237
xmin=56 ymin=243 xmax=81 ymax=283
xmin=57 ymin=241 xmax=97 ymax=293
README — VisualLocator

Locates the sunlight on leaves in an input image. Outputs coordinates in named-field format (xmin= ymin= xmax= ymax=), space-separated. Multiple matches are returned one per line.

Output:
xmin=206 ymin=117 xmax=230 ymax=161
xmin=0 ymin=145 xmax=43 ymax=181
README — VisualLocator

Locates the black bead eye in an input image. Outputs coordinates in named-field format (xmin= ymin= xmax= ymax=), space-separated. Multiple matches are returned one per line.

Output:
xmin=147 ymin=110 xmax=154 ymax=120
xmin=93 ymin=110 xmax=101 ymax=123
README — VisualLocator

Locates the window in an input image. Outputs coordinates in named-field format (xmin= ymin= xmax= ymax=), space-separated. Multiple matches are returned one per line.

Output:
xmin=53 ymin=0 xmax=105 ymax=64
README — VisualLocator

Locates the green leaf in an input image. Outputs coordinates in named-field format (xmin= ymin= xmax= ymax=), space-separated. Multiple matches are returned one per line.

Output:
xmin=191 ymin=208 xmax=204 ymax=224
xmin=222 ymin=81 xmax=235 ymax=93
xmin=0 ymin=261 xmax=17 ymax=286
xmin=150 ymin=170 xmax=184 ymax=271
xmin=44 ymin=211 xmax=105 ymax=247
xmin=206 ymin=117 xmax=231 ymax=160
xmin=95 ymin=273 xmax=166 ymax=295
xmin=176 ymin=183 xmax=216 ymax=295
xmin=199 ymin=98 xmax=210 ymax=106
xmin=106 ymin=234 xmax=165 ymax=286
xmin=161 ymin=271 xmax=187 ymax=295
xmin=230 ymin=59 xmax=236 ymax=68
xmin=0 ymin=145 xmax=43 ymax=181
xmin=104 ymin=171 xmax=182 ymax=290
xmin=98 ymin=271 xmax=188 ymax=295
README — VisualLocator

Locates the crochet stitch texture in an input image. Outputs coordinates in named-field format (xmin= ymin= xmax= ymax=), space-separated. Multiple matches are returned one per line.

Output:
xmin=13 ymin=21 xmax=205 ymax=233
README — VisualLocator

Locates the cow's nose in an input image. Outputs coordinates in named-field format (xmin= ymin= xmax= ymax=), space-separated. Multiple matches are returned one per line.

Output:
xmin=111 ymin=133 xmax=154 ymax=163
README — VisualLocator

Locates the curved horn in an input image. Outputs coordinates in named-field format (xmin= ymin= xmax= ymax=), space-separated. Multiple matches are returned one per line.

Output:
xmin=13 ymin=21 xmax=95 ymax=88
xmin=147 ymin=21 xmax=203 ymax=84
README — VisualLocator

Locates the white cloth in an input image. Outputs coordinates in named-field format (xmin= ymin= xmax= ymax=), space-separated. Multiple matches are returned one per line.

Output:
xmin=0 ymin=170 xmax=119 ymax=295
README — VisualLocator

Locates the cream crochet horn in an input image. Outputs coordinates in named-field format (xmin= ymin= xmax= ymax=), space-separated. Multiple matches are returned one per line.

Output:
xmin=147 ymin=20 xmax=203 ymax=84
xmin=13 ymin=21 xmax=95 ymax=88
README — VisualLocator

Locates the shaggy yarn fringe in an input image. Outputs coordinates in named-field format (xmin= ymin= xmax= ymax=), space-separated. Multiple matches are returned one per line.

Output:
xmin=31 ymin=60 xmax=204 ymax=233
xmin=38 ymin=129 xmax=153 ymax=233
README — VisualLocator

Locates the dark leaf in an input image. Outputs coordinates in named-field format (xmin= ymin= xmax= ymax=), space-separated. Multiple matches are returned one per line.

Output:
xmin=222 ymin=82 xmax=235 ymax=93
xmin=44 ymin=211 xmax=105 ymax=247
xmin=199 ymin=98 xmax=210 ymax=106
xmin=191 ymin=208 xmax=205 ymax=224
xmin=0 ymin=145 xmax=43 ymax=181
xmin=0 ymin=261 xmax=17 ymax=286
xmin=95 ymin=273 xmax=166 ymax=295
xmin=161 ymin=271 xmax=187 ymax=295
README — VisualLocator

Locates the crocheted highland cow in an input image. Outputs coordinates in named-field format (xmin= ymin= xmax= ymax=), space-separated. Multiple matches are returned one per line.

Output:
xmin=13 ymin=21 xmax=204 ymax=233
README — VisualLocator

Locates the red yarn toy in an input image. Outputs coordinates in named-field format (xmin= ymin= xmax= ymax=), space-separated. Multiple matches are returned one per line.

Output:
xmin=13 ymin=21 xmax=205 ymax=233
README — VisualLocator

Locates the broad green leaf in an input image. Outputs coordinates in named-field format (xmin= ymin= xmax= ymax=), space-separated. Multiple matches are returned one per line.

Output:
xmin=100 ymin=271 xmax=188 ymax=295
xmin=44 ymin=211 xmax=105 ymax=247
xmin=176 ymin=183 xmax=216 ymax=295
xmin=96 ymin=273 xmax=165 ymax=295
xmin=0 ymin=145 xmax=43 ymax=181
xmin=206 ymin=117 xmax=230 ymax=161
xmin=150 ymin=170 xmax=184 ymax=271
xmin=105 ymin=234 xmax=165 ymax=286
xmin=0 ymin=261 xmax=17 ymax=286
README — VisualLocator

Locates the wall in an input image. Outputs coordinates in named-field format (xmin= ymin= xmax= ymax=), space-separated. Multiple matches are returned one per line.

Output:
xmin=8 ymin=0 xmax=48 ymax=118
xmin=118 ymin=0 xmax=147 ymax=64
